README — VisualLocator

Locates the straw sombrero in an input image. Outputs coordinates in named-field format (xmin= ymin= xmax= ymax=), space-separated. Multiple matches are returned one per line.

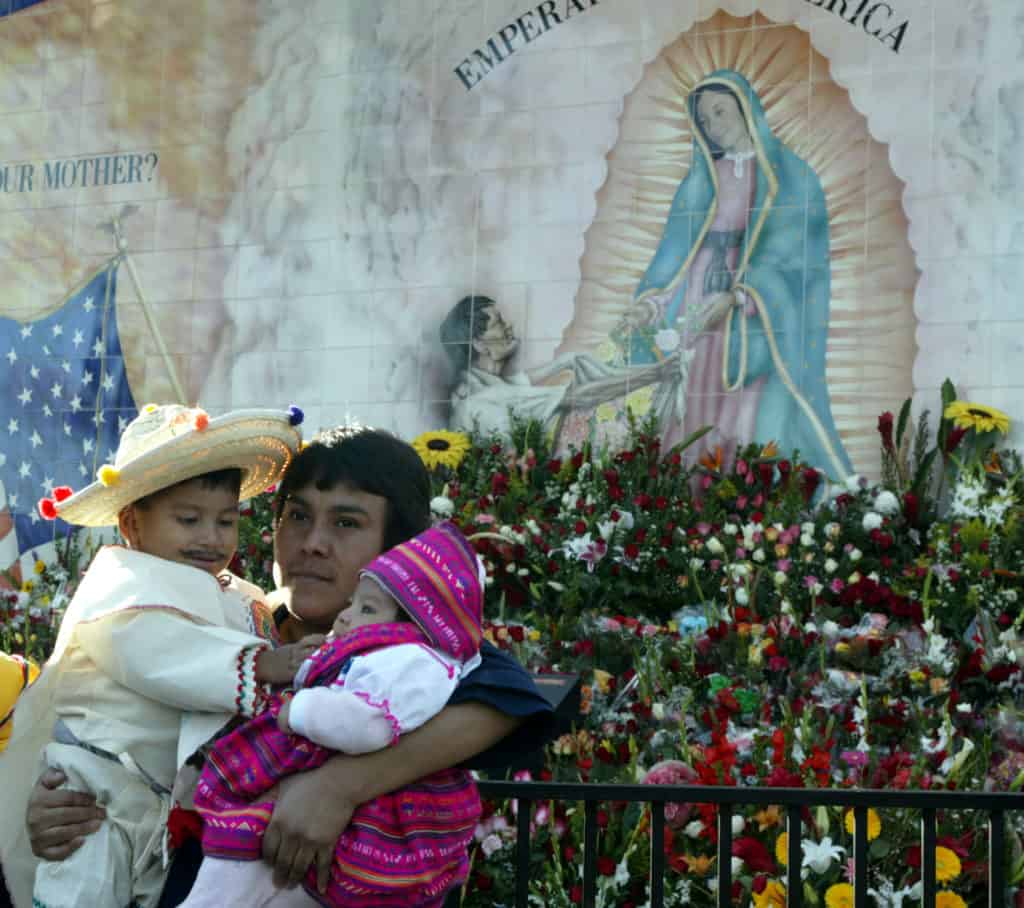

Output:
xmin=52 ymin=404 xmax=303 ymax=527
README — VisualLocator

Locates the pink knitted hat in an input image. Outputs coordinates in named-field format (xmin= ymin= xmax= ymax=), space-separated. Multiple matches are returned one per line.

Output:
xmin=361 ymin=522 xmax=483 ymax=661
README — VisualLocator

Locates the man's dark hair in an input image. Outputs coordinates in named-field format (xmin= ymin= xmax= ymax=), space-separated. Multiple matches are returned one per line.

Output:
xmin=132 ymin=468 xmax=243 ymax=510
xmin=274 ymin=426 xmax=430 ymax=549
xmin=439 ymin=294 xmax=495 ymax=375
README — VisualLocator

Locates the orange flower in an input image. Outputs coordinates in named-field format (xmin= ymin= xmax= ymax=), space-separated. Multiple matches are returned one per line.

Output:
xmin=685 ymin=854 xmax=714 ymax=876
xmin=753 ymin=880 xmax=787 ymax=908
xmin=753 ymin=805 xmax=782 ymax=831
xmin=699 ymin=446 xmax=724 ymax=474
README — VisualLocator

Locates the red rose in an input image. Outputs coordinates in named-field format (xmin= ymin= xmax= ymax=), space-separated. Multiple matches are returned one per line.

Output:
xmin=597 ymin=856 xmax=616 ymax=876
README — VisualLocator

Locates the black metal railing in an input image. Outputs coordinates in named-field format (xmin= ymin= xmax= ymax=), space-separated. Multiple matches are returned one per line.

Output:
xmin=452 ymin=780 xmax=1024 ymax=908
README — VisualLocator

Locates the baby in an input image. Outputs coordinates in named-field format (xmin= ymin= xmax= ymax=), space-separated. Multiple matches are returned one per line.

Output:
xmin=186 ymin=521 xmax=485 ymax=908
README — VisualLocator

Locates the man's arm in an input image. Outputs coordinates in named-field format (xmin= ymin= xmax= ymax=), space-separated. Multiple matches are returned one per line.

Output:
xmin=262 ymin=702 xmax=521 ymax=892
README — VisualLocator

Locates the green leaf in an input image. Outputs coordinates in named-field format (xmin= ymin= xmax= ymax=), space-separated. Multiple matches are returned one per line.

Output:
xmin=895 ymin=397 xmax=912 ymax=451
xmin=869 ymin=837 xmax=892 ymax=859
xmin=671 ymin=424 xmax=713 ymax=456
xmin=911 ymin=447 xmax=938 ymax=495
xmin=941 ymin=378 xmax=957 ymax=409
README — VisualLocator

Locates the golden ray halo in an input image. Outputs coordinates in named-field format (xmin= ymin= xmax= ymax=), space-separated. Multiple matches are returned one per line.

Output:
xmin=558 ymin=11 xmax=918 ymax=477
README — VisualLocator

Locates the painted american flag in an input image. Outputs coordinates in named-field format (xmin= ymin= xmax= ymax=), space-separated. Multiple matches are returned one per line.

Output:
xmin=0 ymin=260 xmax=137 ymax=571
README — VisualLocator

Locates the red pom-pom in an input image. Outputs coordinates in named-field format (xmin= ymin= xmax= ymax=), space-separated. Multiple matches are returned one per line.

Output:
xmin=38 ymin=498 xmax=58 ymax=521
xmin=194 ymin=412 xmax=210 ymax=431
xmin=52 ymin=486 xmax=74 ymax=503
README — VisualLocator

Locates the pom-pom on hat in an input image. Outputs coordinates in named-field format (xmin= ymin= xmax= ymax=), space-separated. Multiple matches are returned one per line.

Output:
xmin=56 ymin=404 xmax=303 ymax=527
xmin=361 ymin=522 xmax=483 ymax=661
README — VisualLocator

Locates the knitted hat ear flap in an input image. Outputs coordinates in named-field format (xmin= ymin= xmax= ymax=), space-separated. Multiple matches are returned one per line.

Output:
xmin=360 ymin=522 xmax=482 ymax=661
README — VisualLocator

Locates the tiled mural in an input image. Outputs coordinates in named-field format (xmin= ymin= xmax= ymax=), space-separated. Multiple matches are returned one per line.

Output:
xmin=1 ymin=0 xmax=1022 ymax=566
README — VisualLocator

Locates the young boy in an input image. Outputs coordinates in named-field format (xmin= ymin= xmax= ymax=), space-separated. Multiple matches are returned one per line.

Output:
xmin=0 ymin=404 xmax=314 ymax=908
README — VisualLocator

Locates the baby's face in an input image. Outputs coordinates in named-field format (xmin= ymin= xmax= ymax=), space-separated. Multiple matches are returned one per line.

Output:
xmin=331 ymin=577 xmax=401 ymax=637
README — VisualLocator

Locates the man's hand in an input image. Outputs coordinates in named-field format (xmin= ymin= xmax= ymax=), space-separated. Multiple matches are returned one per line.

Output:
xmin=262 ymin=767 xmax=355 ymax=893
xmin=26 ymin=769 xmax=106 ymax=861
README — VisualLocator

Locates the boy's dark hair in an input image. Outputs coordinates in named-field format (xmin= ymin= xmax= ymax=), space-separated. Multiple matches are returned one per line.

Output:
xmin=132 ymin=468 xmax=243 ymax=510
xmin=274 ymin=426 xmax=430 ymax=549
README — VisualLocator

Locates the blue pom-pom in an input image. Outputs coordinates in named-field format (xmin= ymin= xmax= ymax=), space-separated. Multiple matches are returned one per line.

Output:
xmin=287 ymin=405 xmax=304 ymax=427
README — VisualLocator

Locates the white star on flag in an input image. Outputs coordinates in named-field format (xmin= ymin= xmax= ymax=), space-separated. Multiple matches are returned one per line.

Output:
xmin=101 ymin=373 xmax=116 ymax=392
xmin=7 ymin=419 xmax=18 ymax=434
xmin=83 ymin=296 xmax=95 ymax=312
xmin=72 ymin=330 xmax=84 ymax=348
xmin=83 ymin=438 xmax=95 ymax=454
xmin=5 ymin=349 xmax=16 ymax=365
xmin=29 ymin=430 xmax=43 ymax=448
xmin=70 ymin=395 xmax=83 ymax=413
xmin=18 ymin=462 xmax=31 ymax=479
xmin=19 ymin=325 xmax=32 ymax=339
xmin=51 ymin=382 xmax=62 ymax=399
xmin=42 ymin=477 xmax=55 ymax=494
xmin=82 ymin=370 xmax=94 ymax=386
xmin=17 ymin=388 xmax=32 ymax=406
xmin=29 ymin=365 xmax=40 ymax=380
xmin=52 ymin=324 xmax=63 ymax=338
xmin=92 ymin=339 xmax=104 ymax=356
xmin=42 ymin=404 xmax=53 ymax=418
xmin=62 ymin=361 xmax=71 ymax=374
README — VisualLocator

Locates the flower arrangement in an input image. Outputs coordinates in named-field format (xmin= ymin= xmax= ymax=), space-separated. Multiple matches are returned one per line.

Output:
xmin=3 ymin=383 xmax=1022 ymax=907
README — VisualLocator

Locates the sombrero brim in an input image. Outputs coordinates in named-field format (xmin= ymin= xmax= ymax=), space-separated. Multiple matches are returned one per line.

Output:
xmin=57 ymin=410 xmax=302 ymax=527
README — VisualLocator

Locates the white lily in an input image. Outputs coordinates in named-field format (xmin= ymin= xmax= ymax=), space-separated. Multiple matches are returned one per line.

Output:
xmin=801 ymin=836 xmax=845 ymax=876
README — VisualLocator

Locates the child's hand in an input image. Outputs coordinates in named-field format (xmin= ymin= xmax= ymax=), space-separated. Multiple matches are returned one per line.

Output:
xmin=255 ymin=636 xmax=324 ymax=685
xmin=277 ymin=700 xmax=292 ymax=734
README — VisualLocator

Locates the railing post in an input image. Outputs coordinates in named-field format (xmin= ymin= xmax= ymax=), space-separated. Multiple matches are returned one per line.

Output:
xmin=990 ymin=809 xmax=1005 ymax=908
xmin=718 ymin=803 xmax=733 ymax=908
xmin=787 ymin=805 xmax=803 ymax=908
xmin=650 ymin=801 xmax=665 ymax=908
xmin=853 ymin=805 xmax=868 ymax=908
xmin=921 ymin=807 xmax=936 ymax=908
xmin=516 ymin=796 xmax=531 ymax=908
xmin=583 ymin=800 xmax=598 ymax=908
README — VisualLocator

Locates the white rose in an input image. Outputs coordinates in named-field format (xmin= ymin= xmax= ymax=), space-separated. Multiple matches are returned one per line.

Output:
xmin=731 ymin=815 xmax=745 ymax=835
xmin=752 ymin=548 xmax=766 ymax=563
xmin=684 ymin=820 xmax=704 ymax=838
xmin=862 ymin=512 xmax=883 ymax=532
xmin=873 ymin=490 xmax=900 ymax=515
xmin=850 ymin=548 xmax=863 ymax=562
xmin=724 ymin=523 xmax=738 ymax=535
xmin=735 ymin=588 xmax=750 ymax=605
xmin=801 ymin=532 xmax=815 ymax=547
xmin=429 ymin=496 xmax=454 ymax=518
xmin=821 ymin=620 xmax=840 ymax=637
xmin=706 ymin=537 xmax=725 ymax=555
xmin=824 ymin=558 xmax=838 ymax=574
xmin=481 ymin=833 xmax=504 ymax=857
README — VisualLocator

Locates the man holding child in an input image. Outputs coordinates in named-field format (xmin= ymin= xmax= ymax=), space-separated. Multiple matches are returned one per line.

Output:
xmin=2 ymin=411 xmax=553 ymax=906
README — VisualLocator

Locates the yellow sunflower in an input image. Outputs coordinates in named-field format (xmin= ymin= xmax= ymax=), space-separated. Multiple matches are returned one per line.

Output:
xmin=775 ymin=832 xmax=788 ymax=865
xmin=752 ymin=880 xmax=787 ymax=908
xmin=843 ymin=808 xmax=881 ymax=841
xmin=944 ymin=400 xmax=1011 ymax=435
xmin=411 ymin=430 xmax=471 ymax=470
xmin=935 ymin=846 xmax=962 ymax=882
xmin=825 ymin=883 xmax=854 ymax=908
xmin=935 ymin=892 xmax=966 ymax=908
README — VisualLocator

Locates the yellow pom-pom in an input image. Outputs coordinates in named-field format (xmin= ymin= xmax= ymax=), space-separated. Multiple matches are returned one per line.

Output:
xmin=0 ymin=653 xmax=40 ymax=753
xmin=142 ymin=403 xmax=158 ymax=414
xmin=98 ymin=465 xmax=120 ymax=487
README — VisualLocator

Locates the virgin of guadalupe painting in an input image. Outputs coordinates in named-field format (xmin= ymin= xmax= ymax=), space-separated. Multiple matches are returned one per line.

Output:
xmin=620 ymin=68 xmax=851 ymax=480
xmin=557 ymin=14 xmax=919 ymax=481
